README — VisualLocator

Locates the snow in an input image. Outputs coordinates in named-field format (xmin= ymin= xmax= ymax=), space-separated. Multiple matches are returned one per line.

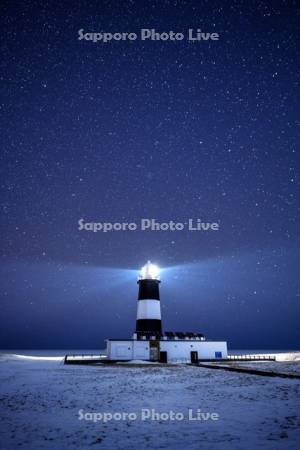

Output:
xmin=5 ymin=353 xmax=64 ymax=362
xmin=273 ymin=352 xmax=300 ymax=362
xmin=230 ymin=361 xmax=300 ymax=375
xmin=0 ymin=352 xmax=300 ymax=449
xmin=117 ymin=359 xmax=158 ymax=364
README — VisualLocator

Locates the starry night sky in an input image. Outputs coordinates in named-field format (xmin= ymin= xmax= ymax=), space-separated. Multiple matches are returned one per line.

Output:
xmin=1 ymin=0 xmax=299 ymax=349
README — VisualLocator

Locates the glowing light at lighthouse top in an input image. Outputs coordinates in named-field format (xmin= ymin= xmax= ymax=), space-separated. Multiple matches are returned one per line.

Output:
xmin=139 ymin=261 xmax=160 ymax=280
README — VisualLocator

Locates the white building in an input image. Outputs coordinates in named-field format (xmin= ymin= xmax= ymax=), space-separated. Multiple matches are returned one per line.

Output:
xmin=106 ymin=262 xmax=228 ymax=363
xmin=107 ymin=338 xmax=228 ymax=362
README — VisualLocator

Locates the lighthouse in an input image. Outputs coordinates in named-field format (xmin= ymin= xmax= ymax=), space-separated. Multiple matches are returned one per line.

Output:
xmin=136 ymin=261 xmax=162 ymax=337
xmin=104 ymin=262 xmax=228 ymax=362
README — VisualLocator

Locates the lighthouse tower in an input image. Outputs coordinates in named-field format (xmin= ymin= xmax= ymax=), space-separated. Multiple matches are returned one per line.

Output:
xmin=136 ymin=261 xmax=162 ymax=337
xmin=85 ymin=261 xmax=228 ymax=363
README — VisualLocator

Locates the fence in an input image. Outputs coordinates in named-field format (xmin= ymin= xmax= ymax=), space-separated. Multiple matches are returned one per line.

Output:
xmin=227 ymin=354 xmax=276 ymax=361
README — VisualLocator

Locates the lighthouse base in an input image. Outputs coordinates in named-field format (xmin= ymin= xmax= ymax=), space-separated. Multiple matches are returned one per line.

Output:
xmin=106 ymin=336 xmax=228 ymax=363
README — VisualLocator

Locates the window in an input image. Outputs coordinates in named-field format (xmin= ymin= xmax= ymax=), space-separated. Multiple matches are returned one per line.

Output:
xmin=215 ymin=351 xmax=222 ymax=358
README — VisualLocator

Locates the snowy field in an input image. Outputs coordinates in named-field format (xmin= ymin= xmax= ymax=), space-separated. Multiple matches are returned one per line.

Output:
xmin=0 ymin=352 xmax=300 ymax=449
xmin=231 ymin=361 xmax=300 ymax=375
xmin=227 ymin=352 xmax=300 ymax=375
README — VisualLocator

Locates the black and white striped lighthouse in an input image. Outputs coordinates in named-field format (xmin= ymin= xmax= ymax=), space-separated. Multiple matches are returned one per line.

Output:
xmin=136 ymin=261 xmax=162 ymax=336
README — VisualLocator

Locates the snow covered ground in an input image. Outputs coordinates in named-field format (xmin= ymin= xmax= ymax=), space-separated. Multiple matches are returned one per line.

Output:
xmin=231 ymin=361 xmax=300 ymax=375
xmin=0 ymin=352 xmax=300 ymax=449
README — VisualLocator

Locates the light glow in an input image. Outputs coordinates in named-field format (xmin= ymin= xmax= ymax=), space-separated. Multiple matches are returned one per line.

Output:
xmin=140 ymin=261 xmax=160 ymax=280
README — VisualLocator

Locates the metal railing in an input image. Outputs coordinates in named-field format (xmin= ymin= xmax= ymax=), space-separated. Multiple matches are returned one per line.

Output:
xmin=64 ymin=354 xmax=107 ymax=362
xmin=227 ymin=354 xmax=276 ymax=361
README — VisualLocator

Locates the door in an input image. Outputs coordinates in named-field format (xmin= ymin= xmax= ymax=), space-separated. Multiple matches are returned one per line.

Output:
xmin=159 ymin=351 xmax=168 ymax=363
xmin=149 ymin=340 xmax=160 ymax=361
xmin=190 ymin=351 xmax=198 ymax=364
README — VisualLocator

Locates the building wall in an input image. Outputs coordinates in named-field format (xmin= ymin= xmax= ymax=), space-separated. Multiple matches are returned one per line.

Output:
xmin=107 ymin=340 xmax=227 ymax=361
xmin=160 ymin=340 xmax=228 ymax=361
xmin=133 ymin=341 xmax=150 ymax=359
xmin=106 ymin=340 xmax=132 ymax=360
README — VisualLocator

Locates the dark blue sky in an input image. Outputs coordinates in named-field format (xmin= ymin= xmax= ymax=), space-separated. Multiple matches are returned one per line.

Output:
xmin=1 ymin=0 xmax=299 ymax=349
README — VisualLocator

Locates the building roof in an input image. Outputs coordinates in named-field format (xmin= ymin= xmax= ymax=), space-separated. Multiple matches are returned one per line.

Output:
xmin=106 ymin=331 xmax=207 ymax=342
